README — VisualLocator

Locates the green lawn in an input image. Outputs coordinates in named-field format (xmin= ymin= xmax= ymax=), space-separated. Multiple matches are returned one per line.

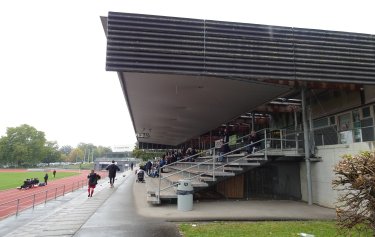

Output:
xmin=179 ymin=221 xmax=374 ymax=237
xmin=50 ymin=163 xmax=94 ymax=170
xmin=0 ymin=171 xmax=79 ymax=191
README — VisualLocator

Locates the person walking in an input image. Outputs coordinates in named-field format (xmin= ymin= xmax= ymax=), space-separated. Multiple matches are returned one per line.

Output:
xmin=218 ymin=127 xmax=231 ymax=162
xmin=53 ymin=169 xmax=56 ymax=178
xmin=87 ymin=170 xmax=101 ymax=197
xmin=145 ymin=160 xmax=152 ymax=175
xmin=44 ymin=173 xmax=49 ymax=185
xmin=106 ymin=160 xmax=120 ymax=188
xmin=247 ymin=130 xmax=260 ymax=154
xmin=130 ymin=162 xmax=134 ymax=171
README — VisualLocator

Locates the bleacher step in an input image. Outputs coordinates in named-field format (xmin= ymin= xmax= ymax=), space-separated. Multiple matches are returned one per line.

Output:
xmin=227 ymin=162 xmax=261 ymax=166
xmin=147 ymin=195 xmax=160 ymax=204
xmin=199 ymin=176 xmax=217 ymax=182
xmin=244 ymin=158 xmax=267 ymax=161
xmin=246 ymin=153 xmax=265 ymax=157
xmin=203 ymin=171 xmax=235 ymax=177
xmin=223 ymin=167 xmax=243 ymax=171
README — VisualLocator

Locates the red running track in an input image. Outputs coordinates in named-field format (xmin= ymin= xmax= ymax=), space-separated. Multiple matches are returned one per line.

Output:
xmin=0 ymin=169 xmax=108 ymax=219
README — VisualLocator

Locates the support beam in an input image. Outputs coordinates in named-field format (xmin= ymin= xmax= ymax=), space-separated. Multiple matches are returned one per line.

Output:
xmin=294 ymin=109 xmax=298 ymax=150
xmin=251 ymin=112 xmax=254 ymax=131
xmin=301 ymin=88 xmax=313 ymax=205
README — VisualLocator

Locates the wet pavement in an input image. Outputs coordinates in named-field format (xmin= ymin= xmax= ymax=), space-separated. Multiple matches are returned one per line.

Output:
xmin=75 ymin=172 xmax=180 ymax=237
xmin=0 ymin=169 xmax=336 ymax=237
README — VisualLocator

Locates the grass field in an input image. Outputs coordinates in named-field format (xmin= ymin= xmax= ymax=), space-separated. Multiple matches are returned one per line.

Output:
xmin=46 ymin=163 xmax=94 ymax=170
xmin=0 ymin=171 xmax=79 ymax=191
xmin=179 ymin=221 xmax=374 ymax=237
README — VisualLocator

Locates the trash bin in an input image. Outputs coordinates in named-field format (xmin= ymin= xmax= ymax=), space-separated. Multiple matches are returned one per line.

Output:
xmin=177 ymin=179 xmax=193 ymax=211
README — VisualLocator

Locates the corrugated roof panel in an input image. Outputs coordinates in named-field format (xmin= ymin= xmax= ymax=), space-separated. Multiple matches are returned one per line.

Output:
xmin=106 ymin=12 xmax=375 ymax=85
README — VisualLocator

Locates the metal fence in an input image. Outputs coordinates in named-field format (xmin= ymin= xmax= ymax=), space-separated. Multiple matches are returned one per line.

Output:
xmin=0 ymin=179 xmax=87 ymax=219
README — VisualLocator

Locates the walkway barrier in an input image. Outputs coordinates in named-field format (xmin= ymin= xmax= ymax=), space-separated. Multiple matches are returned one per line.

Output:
xmin=0 ymin=179 xmax=87 ymax=219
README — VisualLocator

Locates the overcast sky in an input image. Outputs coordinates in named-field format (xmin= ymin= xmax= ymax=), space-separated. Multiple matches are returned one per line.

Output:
xmin=0 ymin=0 xmax=374 ymax=149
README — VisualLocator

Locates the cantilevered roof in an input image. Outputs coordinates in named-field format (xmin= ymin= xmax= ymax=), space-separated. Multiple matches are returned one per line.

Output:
xmin=103 ymin=12 xmax=375 ymax=146
xmin=118 ymin=72 xmax=290 ymax=146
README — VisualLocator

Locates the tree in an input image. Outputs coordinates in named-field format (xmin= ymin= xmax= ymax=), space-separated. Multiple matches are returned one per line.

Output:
xmin=59 ymin=145 xmax=73 ymax=155
xmin=332 ymin=151 xmax=375 ymax=235
xmin=132 ymin=147 xmax=164 ymax=161
xmin=95 ymin=146 xmax=112 ymax=160
xmin=0 ymin=124 xmax=46 ymax=167
xmin=68 ymin=148 xmax=84 ymax=163
xmin=43 ymin=141 xmax=61 ymax=165
xmin=77 ymin=143 xmax=96 ymax=162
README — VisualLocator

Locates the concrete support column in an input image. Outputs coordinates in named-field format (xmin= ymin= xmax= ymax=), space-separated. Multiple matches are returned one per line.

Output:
xmin=301 ymin=88 xmax=313 ymax=205
xmin=294 ymin=109 xmax=298 ymax=150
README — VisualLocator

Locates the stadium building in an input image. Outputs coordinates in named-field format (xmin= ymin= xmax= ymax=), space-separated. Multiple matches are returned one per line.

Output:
xmin=102 ymin=12 xmax=375 ymax=207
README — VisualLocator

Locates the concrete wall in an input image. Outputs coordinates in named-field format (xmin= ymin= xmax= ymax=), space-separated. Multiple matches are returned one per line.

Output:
xmin=310 ymin=90 xmax=361 ymax=119
xmin=248 ymin=162 xmax=301 ymax=200
xmin=364 ymin=85 xmax=375 ymax=104
xmin=300 ymin=141 xmax=375 ymax=208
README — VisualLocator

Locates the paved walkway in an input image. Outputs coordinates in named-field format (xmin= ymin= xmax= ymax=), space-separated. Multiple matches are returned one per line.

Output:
xmin=0 ymin=169 xmax=336 ymax=237
xmin=135 ymin=175 xmax=336 ymax=222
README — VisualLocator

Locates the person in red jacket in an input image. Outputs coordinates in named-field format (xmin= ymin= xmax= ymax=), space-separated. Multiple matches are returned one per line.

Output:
xmin=87 ymin=170 xmax=101 ymax=197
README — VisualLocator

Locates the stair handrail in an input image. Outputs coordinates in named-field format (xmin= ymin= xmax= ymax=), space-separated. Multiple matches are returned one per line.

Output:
xmin=156 ymin=129 xmax=268 ymax=202
xmin=158 ymin=141 xmax=264 ymax=193
xmin=156 ymin=128 xmax=303 ymax=202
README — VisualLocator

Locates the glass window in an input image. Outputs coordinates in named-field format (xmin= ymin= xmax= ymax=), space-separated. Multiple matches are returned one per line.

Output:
xmin=313 ymin=118 xmax=329 ymax=128
xmin=362 ymin=107 xmax=370 ymax=118
xmin=338 ymin=113 xmax=351 ymax=131
xmin=353 ymin=110 xmax=361 ymax=126
xmin=352 ymin=110 xmax=362 ymax=142
xmin=329 ymin=116 xmax=336 ymax=125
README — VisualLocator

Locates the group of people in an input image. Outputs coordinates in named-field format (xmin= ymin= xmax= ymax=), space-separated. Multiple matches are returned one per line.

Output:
xmin=218 ymin=128 xmax=260 ymax=161
xmin=86 ymin=130 xmax=260 ymax=197
xmin=18 ymin=169 xmax=58 ymax=190
xmin=163 ymin=147 xmax=199 ymax=163
xmin=143 ymin=160 xmax=159 ymax=177
xmin=86 ymin=129 xmax=261 ymax=196
xmin=140 ymin=148 xmax=199 ymax=178
xmin=42 ymin=169 xmax=57 ymax=185
xmin=20 ymin=177 xmax=40 ymax=189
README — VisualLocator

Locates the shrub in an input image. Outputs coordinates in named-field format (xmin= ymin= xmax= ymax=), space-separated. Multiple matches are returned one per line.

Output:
xmin=332 ymin=151 xmax=375 ymax=235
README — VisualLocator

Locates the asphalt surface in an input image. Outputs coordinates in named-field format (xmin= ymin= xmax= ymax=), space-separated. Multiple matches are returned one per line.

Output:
xmin=0 ymin=169 xmax=336 ymax=237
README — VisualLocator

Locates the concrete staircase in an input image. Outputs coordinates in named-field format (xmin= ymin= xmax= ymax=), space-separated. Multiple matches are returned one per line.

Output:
xmin=146 ymin=151 xmax=268 ymax=204
xmin=145 ymin=128 xmax=307 ymax=204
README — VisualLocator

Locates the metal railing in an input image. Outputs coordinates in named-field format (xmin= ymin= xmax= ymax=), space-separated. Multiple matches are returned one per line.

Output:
xmin=0 ymin=179 xmax=87 ymax=219
xmin=153 ymin=124 xmax=375 ymax=202
xmin=155 ymin=128 xmax=304 ymax=203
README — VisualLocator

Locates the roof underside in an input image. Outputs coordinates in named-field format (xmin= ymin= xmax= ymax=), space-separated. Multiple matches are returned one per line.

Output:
xmin=104 ymin=12 xmax=375 ymax=146
xmin=120 ymin=72 xmax=290 ymax=146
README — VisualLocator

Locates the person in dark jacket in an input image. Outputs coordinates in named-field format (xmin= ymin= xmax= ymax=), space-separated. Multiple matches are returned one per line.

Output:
xmin=247 ymin=130 xmax=260 ymax=154
xmin=87 ymin=170 xmax=101 ymax=197
xmin=44 ymin=173 xmax=49 ymax=185
xmin=145 ymin=160 xmax=152 ymax=175
xmin=218 ymin=128 xmax=231 ymax=162
xmin=106 ymin=160 xmax=120 ymax=188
